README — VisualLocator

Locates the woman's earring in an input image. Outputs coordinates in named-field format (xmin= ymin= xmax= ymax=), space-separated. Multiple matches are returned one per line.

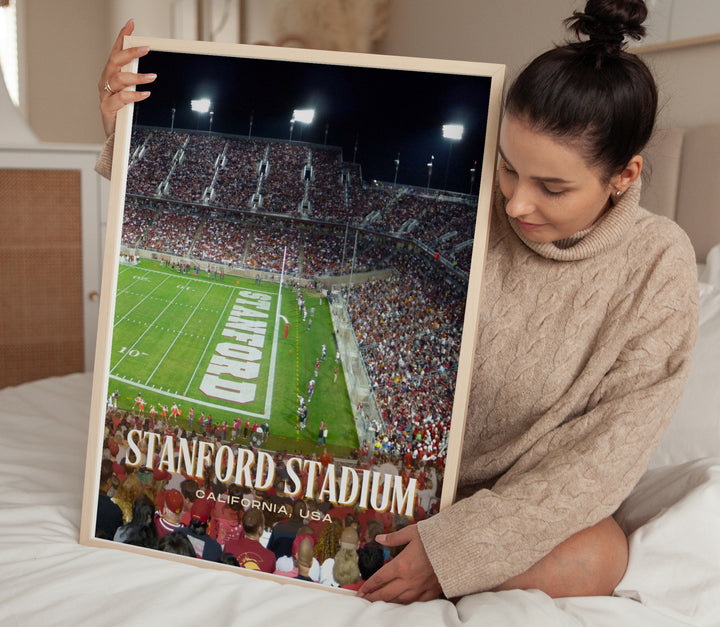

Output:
xmin=615 ymin=190 xmax=622 ymax=197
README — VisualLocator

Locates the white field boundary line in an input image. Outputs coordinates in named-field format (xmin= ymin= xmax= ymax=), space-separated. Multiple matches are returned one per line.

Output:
xmin=263 ymin=247 xmax=288 ymax=421
xmin=109 ymin=374 xmax=265 ymax=419
xmin=110 ymin=278 xmax=192 ymax=372
xmin=264 ymin=284 xmax=282 ymax=419
xmin=184 ymin=286 xmax=237 ymax=397
xmin=144 ymin=282 xmax=215 ymax=386
xmin=114 ymin=275 xmax=173 ymax=327
xmin=133 ymin=262 xmax=276 ymax=297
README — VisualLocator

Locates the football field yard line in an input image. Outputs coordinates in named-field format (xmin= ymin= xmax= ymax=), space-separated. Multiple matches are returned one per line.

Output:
xmin=109 ymin=374 xmax=265 ymax=418
xmin=263 ymin=281 xmax=283 ymax=420
xmin=110 ymin=277 xmax=192 ymax=372
xmin=130 ymin=263 xmax=276 ymax=297
xmin=114 ymin=275 xmax=172 ymax=327
xmin=144 ymin=282 xmax=214 ymax=386
xmin=115 ymin=265 xmax=152 ymax=298
xmin=183 ymin=286 xmax=237 ymax=397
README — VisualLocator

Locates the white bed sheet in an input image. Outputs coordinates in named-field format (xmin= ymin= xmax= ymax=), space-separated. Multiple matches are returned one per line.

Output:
xmin=1 ymin=373 xmax=718 ymax=626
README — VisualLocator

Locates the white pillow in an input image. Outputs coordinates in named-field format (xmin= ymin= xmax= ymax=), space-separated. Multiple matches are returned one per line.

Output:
xmin=698 ymin=242 xmax=720 ymax=287
xmin=614 ymin=458 xmax=720 ymax=625
xmin=649 ymin=243 xmax=720 ymax=468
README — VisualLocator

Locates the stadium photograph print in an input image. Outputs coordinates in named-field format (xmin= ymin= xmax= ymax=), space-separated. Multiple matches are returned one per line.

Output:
xmin=80 ymin=31 xmax=505 ymax=595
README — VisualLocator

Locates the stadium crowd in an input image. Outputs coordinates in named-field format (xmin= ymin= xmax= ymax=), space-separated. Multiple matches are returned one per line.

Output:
xmin=121 ymin=198 xmax=157 ymax=247
xmin=213 ymin=139 xmax=265 ymax=209
xmin=166 ymin=135 xmax=226 ymax=204
xmin=243 ymin=223 xmax=301 ymax=275
xmin=143 ymin=209 xmax=204 ymax=257
xmin=345 ymin=251 xmax=463 ymax=466
xmin=191 ymin=214 xmax=249 ymax=265
xmin=308 ymin=147 xmax=344 ymax=218
xmin=122 ymin=199 xmax=396 ymax=278
xmin=127 ymin=130 xmax=188 ymax=196
xmin=124 ymin=126 xmax=476 ymax=273
xmin=261 ymin=142 xmax=308 ymax=215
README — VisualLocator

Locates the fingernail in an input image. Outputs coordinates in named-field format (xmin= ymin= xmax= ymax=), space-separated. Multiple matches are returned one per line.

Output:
xmin=144 ymin=73 xmax=157 ymax=80
xmin=139 ymin=46 xmax=150 ymax=54
xmin=139 ymin=92 xmax=151 ymax=99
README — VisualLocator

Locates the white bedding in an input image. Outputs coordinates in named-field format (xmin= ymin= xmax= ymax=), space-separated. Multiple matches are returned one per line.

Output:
xmin=4 ymin=243 xmax=720 ymax=626
xmin=1 ymin=372 xmax=719 ymax=627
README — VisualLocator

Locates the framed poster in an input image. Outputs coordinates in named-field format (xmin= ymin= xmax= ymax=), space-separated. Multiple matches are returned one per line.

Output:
xmin=80 ymin=35 xmax=504 ymax=591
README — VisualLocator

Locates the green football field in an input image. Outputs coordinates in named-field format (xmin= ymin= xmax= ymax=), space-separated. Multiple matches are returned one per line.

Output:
xmin=108 ymin=259 xmax=357 ymax=451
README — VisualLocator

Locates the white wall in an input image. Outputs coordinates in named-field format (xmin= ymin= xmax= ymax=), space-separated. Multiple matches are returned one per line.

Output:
xmin=378 ymin=0 xmax=720 ymax=130
xmin=105 ymin=0 xmax=177 ymax=42
xmin=640 ymin=41 xmax=720 ymax=128
xmin=24 ymin=0 xmax=108 ymax=143
xmin=15 ymin=0 xmax=720 ymax=144
xmin=21 ymin=0 xmax=241 ymax=144
xmin=379 ymin=0 xmax=575 ymax=81
xmin=644 ymin=0 xmax=720 ymax=45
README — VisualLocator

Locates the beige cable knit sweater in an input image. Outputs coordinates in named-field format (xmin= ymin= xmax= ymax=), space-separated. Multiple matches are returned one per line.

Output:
xmin=418 ymin=180 xmax=698 ymax=598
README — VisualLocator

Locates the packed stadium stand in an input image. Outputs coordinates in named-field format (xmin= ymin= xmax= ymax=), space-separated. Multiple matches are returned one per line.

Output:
xmin=121 ymin=125 xmax=479 ymax=461
xmin=124 ymin=126 xmax=477 ymax=275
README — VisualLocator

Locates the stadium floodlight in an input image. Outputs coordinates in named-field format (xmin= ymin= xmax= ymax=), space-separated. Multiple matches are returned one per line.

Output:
xmin=442 ymin=123 xmax=464 ymax=140
xmin=292 ymin=108 xmax=315 ymax=124
xmin=191 ymin=98 xmax=212 ymax=113
xmin=442 ymin=124 xmax=464 ymax=190
xmin=289 ymin=108 xmax=315 ymax=140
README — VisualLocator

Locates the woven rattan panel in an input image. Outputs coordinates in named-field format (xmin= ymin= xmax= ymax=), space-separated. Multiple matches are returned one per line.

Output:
xmin=0 ymin=169 xmax=84 ymax=388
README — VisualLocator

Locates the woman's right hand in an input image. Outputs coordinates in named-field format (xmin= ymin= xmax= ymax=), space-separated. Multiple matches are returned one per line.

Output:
xmin=98 ymin=18 xmax=156 ymax=138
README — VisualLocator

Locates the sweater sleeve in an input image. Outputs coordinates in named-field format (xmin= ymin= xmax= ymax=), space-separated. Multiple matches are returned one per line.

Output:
xmin=94 ymin=133 xmax=115 ymax=180
xmin=417 ymin=234 xmax=699 ymax=598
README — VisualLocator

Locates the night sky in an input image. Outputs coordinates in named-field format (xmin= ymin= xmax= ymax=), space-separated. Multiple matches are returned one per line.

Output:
xmin=134 ymin=50 xmax=493 ymax=194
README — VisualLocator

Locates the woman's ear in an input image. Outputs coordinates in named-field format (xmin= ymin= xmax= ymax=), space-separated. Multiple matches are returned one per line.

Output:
xmin=613 ymin=155 xmax=643 ymax=195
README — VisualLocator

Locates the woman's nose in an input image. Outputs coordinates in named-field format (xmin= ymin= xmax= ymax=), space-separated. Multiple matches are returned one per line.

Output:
xmin=504 ymin=184 xmax=535 ymax=218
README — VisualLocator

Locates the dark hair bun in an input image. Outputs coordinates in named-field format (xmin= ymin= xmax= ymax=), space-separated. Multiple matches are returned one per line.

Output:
xmin=565 ymin=0 xmax=648 ymax=52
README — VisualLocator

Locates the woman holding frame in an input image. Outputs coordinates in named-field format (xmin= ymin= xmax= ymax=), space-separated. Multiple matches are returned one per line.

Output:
xmin=97 ymin=0 xmax=697 ymax=603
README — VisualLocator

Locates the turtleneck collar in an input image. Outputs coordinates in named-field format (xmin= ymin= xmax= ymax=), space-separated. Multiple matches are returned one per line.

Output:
xmin=503 ymin=179 xmax=642 ymax=261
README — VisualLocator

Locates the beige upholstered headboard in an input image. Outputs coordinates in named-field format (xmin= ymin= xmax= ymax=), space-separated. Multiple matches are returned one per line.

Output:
xmin=641 ymin=125 xmax=720 ymax=262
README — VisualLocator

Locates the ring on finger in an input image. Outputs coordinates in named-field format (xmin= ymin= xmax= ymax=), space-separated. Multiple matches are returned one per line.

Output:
xmin=104 ymin=79 xmax=119 ymax=95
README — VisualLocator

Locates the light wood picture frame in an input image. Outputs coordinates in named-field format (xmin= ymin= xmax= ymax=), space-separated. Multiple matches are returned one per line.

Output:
xmin=80 ymin=35 xmax=505 ymax=591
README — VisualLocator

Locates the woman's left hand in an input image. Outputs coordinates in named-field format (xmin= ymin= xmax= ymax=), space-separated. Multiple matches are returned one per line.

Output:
xmin=357 ymin=524 xmax=443 ymax=603
xmin=98 ymin=19 xmax=156 ymax=137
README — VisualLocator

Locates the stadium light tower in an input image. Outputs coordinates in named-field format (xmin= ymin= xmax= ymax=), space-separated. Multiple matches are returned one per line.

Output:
xmin=442 ymin=123 xmax=464 ymax=190
xmin=426 ymin=155 xmax=435 ymax=190
xmin=290 ymin=108 xmax=315 ymax=141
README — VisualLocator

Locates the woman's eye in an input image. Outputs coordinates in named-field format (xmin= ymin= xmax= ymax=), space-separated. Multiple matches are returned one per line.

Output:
xmin=542 ymin=185 xmax=565 ymax=197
